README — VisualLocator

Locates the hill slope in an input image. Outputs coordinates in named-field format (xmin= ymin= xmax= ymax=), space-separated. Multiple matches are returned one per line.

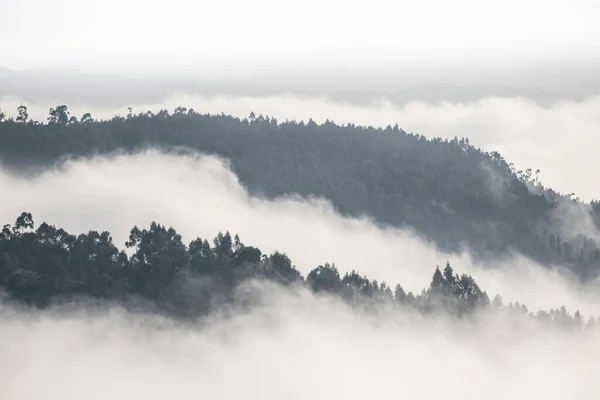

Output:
xmin=1 ymin=106 xmax=599 ymax=280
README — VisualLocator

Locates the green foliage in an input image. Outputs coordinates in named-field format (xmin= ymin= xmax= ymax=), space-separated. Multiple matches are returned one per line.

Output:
xmin=0 ymin=106 xmax=599 ymax=280
xmin=16 ymin=105 xmax=28 ymax=123
xmin=48 ymin=105 xmax=70 ymax=125
xmin=0 ymin=213 xmax=593 ymax=330
xmin=307 ymin=263 xmax=342 ymax=293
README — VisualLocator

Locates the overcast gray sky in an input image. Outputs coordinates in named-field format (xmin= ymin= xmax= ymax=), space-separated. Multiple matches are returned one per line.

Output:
xmin=2 ymin=0 xmax=600 ymax=98
xmin=2 ymin=0 xmax=600 ymax=79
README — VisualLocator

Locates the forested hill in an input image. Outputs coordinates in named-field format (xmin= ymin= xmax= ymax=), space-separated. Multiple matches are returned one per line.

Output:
xmin=0 ymin=212 xmax=594 ymax=330
xmin=1 ymin=105 xmax=600 ymax=281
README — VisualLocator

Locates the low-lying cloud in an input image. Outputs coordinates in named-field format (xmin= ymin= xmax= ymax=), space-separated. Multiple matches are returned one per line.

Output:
xmin=1 ymin=283 xmax=600 ymax=399
xmin=2 ymin=150 xmax=600 ymax=399
xmin=0 ymin=150 xmax=598 ymax=315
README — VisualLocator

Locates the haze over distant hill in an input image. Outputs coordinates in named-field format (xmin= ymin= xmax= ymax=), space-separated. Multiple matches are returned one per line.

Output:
xmin=2 ymin=66 xmax=600 ymax=108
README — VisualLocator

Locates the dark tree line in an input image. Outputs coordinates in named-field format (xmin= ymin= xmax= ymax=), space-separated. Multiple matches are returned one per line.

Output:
xmin=1 ymin=105 xmax=600 ymax=281
xmin=0 ymin=212 xmax=594 ymax=330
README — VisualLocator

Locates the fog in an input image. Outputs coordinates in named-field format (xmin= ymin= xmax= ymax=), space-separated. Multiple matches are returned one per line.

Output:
xmin=3 ymin=0 xmax=599 ymax=396
xmin=2 ymin=282 xmax=600 ymax=399
xmin=1 ymin=150 xmax=599 ymax=316
xmin=2 ymin=66 xmax=600 ymax=107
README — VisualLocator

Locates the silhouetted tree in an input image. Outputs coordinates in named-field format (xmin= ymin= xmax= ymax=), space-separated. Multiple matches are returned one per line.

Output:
xmin=80 ymin=112 xmax=93 ymax=124
xmin=16 ymin=105 xmax=28 ymax=123
xmin=48 ymin=105 xmax=69 ymax=125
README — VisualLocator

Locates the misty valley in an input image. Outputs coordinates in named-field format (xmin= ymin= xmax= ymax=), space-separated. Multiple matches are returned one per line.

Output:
xmin=3 ymin=1 xmax=600 ymax=397
xmin=1 ymin=103 xmax=600 ymax=399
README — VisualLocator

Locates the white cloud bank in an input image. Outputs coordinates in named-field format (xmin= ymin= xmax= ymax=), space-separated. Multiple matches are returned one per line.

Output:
xmin=1 ymin=150 xmax=599 ymax=315
xmin=2 ymin=150 xmax=600 ymax=399
xmin=1 ymin=284 xmax=600 ymax=400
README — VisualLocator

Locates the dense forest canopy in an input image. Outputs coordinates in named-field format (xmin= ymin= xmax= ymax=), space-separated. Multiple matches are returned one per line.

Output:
xmin=1 ymin=105 xmax=600 ymax=282
xmin=0 ymin=212 xmax=594 ymax=330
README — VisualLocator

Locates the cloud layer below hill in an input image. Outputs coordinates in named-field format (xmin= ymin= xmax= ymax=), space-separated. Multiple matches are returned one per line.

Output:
xmin=1 ymin=282 xmax=600 ymax=400
xmin=1 ymin=150 xmax=599 ymax=315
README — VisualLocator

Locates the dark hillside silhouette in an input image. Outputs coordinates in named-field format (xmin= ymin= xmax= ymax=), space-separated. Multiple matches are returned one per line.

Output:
xmin=1 ymin=105 xmax=599 ymax=281
xmin=0 ymin=212 xmax=593 ymax=330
